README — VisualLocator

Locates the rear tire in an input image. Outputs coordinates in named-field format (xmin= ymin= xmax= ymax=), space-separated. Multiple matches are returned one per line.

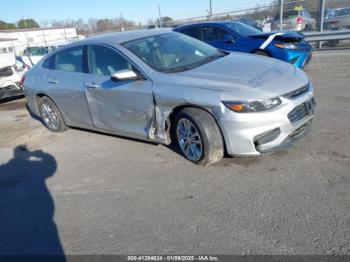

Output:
xmin=174 ymin=108 xmax=224 ymax=166
xmin=253 ymin=50 xmax=270 ymax=57
xmin=38 ymin=96 xmax=68 ymax=132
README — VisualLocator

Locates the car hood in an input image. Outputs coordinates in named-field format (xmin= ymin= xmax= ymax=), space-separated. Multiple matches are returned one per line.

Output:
xmin=168 ymin=53 xmax=308 ymax=100
xmin=249 ymin=31 xmax=305 ymax=42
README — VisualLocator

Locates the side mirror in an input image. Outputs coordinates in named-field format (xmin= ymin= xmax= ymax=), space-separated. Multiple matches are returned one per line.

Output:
xmin=223 ymin=34 xmax=235 ymax=44
xmin=111 ymin=69 xmax=144 ymax=82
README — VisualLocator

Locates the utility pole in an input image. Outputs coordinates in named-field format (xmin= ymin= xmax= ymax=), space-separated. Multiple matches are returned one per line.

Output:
xmin=319 ymin=0 xmax=325 ymax=32
xmin=121 ymin=12 xmax=125 ymax=31
xmin=279 ymin=0 xmax=284 ymax=30
xmin=158 ymin=4 xmax=162 ymax=28
xmin=209 ymin=0 xmax=213 ymax=20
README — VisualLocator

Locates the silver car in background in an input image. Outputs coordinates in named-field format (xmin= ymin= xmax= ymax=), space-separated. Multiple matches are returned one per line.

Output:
xmin=24 ymin=29 xmax=316 ymax=165
xmin=324 ymin=7 xmax=350 ymax=30
xmin=272 ymin=10 xmax=316 ymax=31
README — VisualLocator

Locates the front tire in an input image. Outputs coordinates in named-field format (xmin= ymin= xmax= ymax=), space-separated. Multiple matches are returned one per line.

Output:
xmin=38 ymin=96 xmax=68 ymax=132
xmin=174 ymin=108 xmax=224 ymax=166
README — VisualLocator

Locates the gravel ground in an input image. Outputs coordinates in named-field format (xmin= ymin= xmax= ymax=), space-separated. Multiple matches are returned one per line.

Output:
xmin=0 ymin=50 xmax=349 ymax=255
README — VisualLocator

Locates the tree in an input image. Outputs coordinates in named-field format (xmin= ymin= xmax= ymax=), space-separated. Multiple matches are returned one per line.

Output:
xmin=6 ymin=23 xmax=17 ymax=29
xmin=0 ymin=20 xmax=8 ymax=29
xmin=156 ymin=16 xmax=174 ymax=27
xmin=18 ymin=19 xmax=40 ymax=29
xmin=0 ymin=20 xmax=17 ymax=30
xmin=87 ymin=18 xmax=98 ymax=34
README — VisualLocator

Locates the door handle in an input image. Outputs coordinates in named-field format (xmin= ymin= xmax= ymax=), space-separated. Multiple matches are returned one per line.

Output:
xmin=86 ymin=83 xmax=99 ymax=89
xmin=48 ymin=79 xmax=58 ymax=84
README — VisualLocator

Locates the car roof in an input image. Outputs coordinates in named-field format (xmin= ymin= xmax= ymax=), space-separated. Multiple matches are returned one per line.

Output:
xmin=175 ymin=21 xmax=241 ymax=29
xmin=58 ymin=28 xmax=173 ymax=50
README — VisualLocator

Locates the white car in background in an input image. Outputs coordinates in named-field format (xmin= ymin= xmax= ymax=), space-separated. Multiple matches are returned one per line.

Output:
xmin=0 ymin=53 xmax=26 ymax=100
xmin=21 ymin=45 xmax=66 ymax=68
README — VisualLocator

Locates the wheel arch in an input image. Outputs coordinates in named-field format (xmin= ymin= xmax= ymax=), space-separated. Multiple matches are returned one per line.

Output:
xmin=167 ymin=104 xmax=228 ymax=155
xmin=251 ymin=48 xmax=272 ymax=57
xmin=35 ymin=93 xmax=68 ymax=125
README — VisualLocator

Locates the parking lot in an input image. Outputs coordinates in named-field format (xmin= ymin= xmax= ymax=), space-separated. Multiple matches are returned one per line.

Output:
xmin=0 ymin=49 xmax=349 ymax=255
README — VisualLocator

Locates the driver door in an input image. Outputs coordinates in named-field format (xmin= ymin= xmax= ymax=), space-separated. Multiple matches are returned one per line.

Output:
xmin=84 ymin=44 xmax=154 ymax=139
xmin=202 ymin=25 xmax=237 ymax=51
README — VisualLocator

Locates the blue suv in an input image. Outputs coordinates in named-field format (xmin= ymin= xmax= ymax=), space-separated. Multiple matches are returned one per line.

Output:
xmin=174 ymin=21 xmax=312 ymax=68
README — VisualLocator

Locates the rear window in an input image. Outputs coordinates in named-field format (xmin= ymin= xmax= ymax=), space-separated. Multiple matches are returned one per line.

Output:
xmin=43 ymin=55 xmax=55 ymax=70
xmin=55 ymin=46 xmax=84 ymax=73
xmin=274 ymin=10 xmax=299 ymax=20
xmin=335 ymin=8 xmax=350 ymax=16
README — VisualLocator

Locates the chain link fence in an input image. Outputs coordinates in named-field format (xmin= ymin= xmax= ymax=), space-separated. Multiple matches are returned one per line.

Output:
xmin=167 ymin=0 xmax=350 ymax=33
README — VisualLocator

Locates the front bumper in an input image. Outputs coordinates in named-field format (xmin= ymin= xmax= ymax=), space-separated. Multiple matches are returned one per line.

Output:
xmin=257 ymin=119 xmax=313 ymax=154
xmin=0 ymin=85 xmax=23 ymax=100
xmin=267 ymin=40 xmax=312 ymax=69
xmin=0 ymin=66 xmax=24 ymax=100
xmin=218 ymin=94 xmax=316 ymax=157
xmin=279 ymin=49 xmax=312 ymax=68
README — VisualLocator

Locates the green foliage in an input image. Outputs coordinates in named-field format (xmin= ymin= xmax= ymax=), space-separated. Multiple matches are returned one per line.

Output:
xmin=6 ymin=23 xmax=17 ymax=29
xmin=18 ymin=19 xmax=40 ymax=29
xmin=0 ymin=20 xmax=17 ymax=30
xmin=156 ymin=16 xmax=174 ymax=27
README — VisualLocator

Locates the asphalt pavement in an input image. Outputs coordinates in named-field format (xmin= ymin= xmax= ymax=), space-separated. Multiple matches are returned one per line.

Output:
xmin=0 ymin=49 xmax=349 ymax=255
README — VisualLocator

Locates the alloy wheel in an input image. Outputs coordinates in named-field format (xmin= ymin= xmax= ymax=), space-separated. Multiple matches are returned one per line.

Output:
xmin=40 ymin=103 xmax=59 ymax=131
xmin=176 ymin=118 xmax=203 ymax=161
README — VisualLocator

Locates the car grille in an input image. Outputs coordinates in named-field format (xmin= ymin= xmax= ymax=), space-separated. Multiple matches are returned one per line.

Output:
xmin=283 ymin=84 xmax=309 ymax=99
xmin=0 ymin=66 xmax=13 ymax=77
xmin=288 ymin=98 xmax=316 ymax=123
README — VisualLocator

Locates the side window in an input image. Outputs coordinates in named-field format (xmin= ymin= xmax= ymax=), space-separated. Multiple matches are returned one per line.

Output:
xmin=181 ymin=27 xmax=202 ymax=40
xmin=202 ymin=26 xmax=228 ymax=42
xmin=56 ymin=46 xmax=84 ymax=73
xmin=89 ymin=45 xmax=133 ymax=76
xmin=43 ymin=55 xmax=56 ymax=70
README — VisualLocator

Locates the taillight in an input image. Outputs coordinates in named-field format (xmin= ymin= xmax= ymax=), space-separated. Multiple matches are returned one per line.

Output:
xmin=330 ymin=20 xmax=339 ymax=25
xmin=296 ymin=16 xmax=304 ymax=24
xmin=20 ymin=75 xmax=25 ymax=87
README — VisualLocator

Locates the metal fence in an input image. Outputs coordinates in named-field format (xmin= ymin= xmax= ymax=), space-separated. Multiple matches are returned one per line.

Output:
xmin=166 ymin=0 xmax=350 ymax=33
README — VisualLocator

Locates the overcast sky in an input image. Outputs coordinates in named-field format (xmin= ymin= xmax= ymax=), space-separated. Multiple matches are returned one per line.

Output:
xmin=2 ymin=0 xmax=272 ymax=24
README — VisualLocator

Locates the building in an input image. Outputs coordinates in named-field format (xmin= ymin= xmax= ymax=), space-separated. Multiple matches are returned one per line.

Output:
xmin=0 ymin=27 xmax=79 ymax=55
xmin=0 ymin=38 xmax=17 ymax=54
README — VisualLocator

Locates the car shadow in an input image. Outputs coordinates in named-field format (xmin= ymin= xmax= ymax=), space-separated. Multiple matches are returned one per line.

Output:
xmin=0 ymin=145 xmax=66 ymax=260
xmin=0 ymin=95 xmax=25 ymax=105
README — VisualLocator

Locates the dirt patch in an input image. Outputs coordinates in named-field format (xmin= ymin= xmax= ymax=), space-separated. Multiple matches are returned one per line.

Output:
xmin=0 ymin=99 xmax=60 ymax=149
xmin=0 ymin=98 xmax=27 ymax=111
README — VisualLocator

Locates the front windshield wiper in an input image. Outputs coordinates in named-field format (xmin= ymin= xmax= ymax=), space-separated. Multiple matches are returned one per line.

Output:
xmin=164 ymin=51 xmax=229 ymax=73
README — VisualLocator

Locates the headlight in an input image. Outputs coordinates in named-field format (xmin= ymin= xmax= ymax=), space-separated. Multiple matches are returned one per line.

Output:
xmin=222 ymin=97 xmax=281 ymax=113
xmin=274 ymin=43 xmax=298 ymax=49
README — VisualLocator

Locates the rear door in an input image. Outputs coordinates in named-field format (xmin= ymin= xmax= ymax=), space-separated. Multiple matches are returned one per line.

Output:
xmin=43 ymin=45 xmax=93 ymax=128
xmin=84 ymin=44 xmax=154 ymax=139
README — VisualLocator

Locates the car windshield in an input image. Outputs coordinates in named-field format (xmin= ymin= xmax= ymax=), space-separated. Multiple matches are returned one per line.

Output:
xmin=25 ymin=47 xmax=49 ymax=56
xmin=122 ymin=33 xmax=228 ymax=73
xmin=335 ymin=8 xmax=350 ymax=16
xmin=223 ymin=22 xmax=261 ymax=37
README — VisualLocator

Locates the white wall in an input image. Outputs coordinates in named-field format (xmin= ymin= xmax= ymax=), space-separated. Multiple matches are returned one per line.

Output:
xmin=0 ymin=28 xmax=78 ymax=55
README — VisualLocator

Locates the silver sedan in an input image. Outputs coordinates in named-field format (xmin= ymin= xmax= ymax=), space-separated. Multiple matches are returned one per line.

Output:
xmin=24 ymin=29 xmax=315 ymax=165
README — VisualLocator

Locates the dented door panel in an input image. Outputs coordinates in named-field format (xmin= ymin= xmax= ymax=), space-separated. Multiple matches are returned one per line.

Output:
xmin=85 ymin=74 xmax=154 ymax=139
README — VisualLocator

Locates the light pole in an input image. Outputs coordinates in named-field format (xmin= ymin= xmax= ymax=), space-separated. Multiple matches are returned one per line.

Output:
xmin=158 ymin=5 xmax=163 ymax=28
xmin=209 ymin=0 xmax=213 ymax=20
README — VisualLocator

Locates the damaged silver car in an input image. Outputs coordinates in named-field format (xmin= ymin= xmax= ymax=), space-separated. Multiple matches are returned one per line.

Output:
xmin=24 ymin=29 xmax=315 ymax=165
